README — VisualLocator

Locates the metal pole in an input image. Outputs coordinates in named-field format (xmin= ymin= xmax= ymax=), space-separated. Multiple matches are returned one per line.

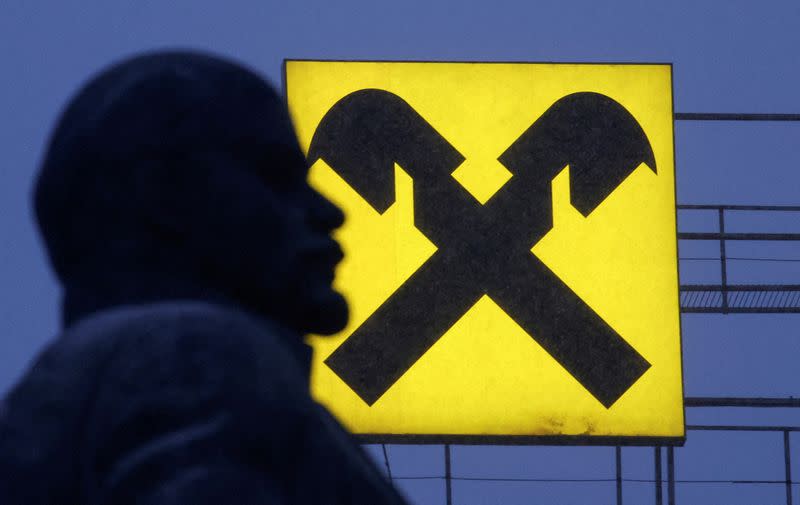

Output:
xmin=616 ymin=446 xmax=623 ymax=505
xmin=445 ymin=444 xmax=452 ymax=505
xmin=685 ymin=397 xmax=800 ymax=408
xmin=785 ymin=431 xmax=793 ymax=505
xmin=674 ymin=112 xmax=800 ymax=121
xmin=718 ymin=208 xmax=729 ymax=313
xmin=655 ymin=446 xmax=663 ymax=505
xmin=667 ymin=446 xmax=676 ymax=505
xmin=381 ymin=444 xmax=392 ymax=481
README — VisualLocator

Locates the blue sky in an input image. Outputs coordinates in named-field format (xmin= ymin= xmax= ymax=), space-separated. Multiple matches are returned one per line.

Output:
xmin=2 ymin=1 xmax=799 ymax=503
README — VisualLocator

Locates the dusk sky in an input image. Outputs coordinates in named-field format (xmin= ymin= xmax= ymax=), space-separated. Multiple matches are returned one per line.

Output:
xmin=2 ymin=1 xmax=799 ymax=503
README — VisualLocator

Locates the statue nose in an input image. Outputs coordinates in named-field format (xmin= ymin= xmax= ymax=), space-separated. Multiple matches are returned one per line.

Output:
xmin=306 ymin=188 xmax=345 ymax=233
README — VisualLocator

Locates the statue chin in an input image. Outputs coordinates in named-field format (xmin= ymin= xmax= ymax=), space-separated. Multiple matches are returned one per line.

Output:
xmin=303 ymin=290 xmax=349 ymax=336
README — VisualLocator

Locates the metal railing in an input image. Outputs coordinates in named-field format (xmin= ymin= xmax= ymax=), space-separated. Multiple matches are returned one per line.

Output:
xmin=678 ymin=205 xmax=800 ymax=313
xmin=381 ymin=398 xmax=798 ymax=505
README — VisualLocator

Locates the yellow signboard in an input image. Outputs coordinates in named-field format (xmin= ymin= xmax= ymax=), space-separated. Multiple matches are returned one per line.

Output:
xmin=285 ymin=61 xmax=684 ymax=443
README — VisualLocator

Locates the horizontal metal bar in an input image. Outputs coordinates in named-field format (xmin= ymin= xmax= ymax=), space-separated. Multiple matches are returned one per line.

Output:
xmin=681 ymin=284 xmax=800 ymax=292
xmin=678 ymin=232 xmax=800 ymax=241
xmin=451 ymin=476 xmax=616 ymax=483
xmin=678 ymin=204 xmax=800 ymax=211
xmin=681 ymin=307 xmax=800 ymax=314
xmin=688 ymin=425 xmax=800 ymax=432
xmin=686 ymin=397 xmax=800 ymax=408
xmin=674 ymin=113 xmax=800 ymax=121
xmin=678 ymin=257 xmax=800 ymax=263
xmin=392 ymin=476 xmax=796 ymax=485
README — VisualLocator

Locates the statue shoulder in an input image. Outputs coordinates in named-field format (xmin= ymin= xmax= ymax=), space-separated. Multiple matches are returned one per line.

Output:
xmin=75 ymin=302 xmax=318 ymax=465
xmin=77 ymin=301 xmax=312 ymax=407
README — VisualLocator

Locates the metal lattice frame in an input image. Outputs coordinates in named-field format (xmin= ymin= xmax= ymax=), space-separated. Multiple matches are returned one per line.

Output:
xmin=678 ymin=204 xmax=800 ymax=314
xmin=388 ymin=402 xmax=796 ymax=505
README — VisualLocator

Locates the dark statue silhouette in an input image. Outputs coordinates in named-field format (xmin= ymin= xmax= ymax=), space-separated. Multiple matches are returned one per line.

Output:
xmin=0 ymin=51 xmax=408 ymax=505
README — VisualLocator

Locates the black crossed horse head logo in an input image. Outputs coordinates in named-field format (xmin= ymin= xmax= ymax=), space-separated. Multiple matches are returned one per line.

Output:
xmin=308 ymin=89 xmax=657 ymax=408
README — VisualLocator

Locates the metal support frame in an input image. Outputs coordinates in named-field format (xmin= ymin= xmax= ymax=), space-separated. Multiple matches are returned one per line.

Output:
xmin=616 ymin=446 xmax=623 ymax=505
xmin=655 ymin=447 xmax=663 ymax=505
xmin=717 ymin=208 xmax=729 ymax=312
xmin=685 ymin=397 xmax=800 ymax=408
xmin=667 ymin=446 xmax=675 ymax=505
xmin=677 ymin=204 xmax=800 ymax=313
xmin=678 ymin=232 xmax=800 ymax=241
xmin=413 ymin=399 xmax=800 ymax=505
xmin=785 ymin=431 xmax=793 ymax=505
xmin=382 ymin=444 xmax=393 ymax=481
xmin=445 ymin=444 xmax=452 ymax=505
xmin=674 ymin=113 xmax=800 ymax=121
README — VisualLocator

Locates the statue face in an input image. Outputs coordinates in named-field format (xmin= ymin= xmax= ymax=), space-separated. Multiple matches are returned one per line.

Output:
xmin=154 ymin=58 xmax=350 ymax=335
xmin=252 ymin=138 xmax=350 ymax=336
xmin=194 ymin=129 xmax=349 ymax=336
xmin=155 ymin=80 xmax=349 ymax=335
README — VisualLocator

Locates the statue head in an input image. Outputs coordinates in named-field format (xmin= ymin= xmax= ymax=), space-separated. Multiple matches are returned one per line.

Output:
xmin=34 ymin=50 xmax=348 ymax=335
